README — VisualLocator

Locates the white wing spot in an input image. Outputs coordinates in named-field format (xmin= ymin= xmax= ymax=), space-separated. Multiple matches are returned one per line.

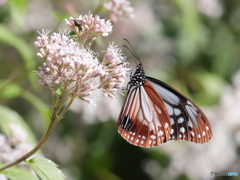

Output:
xmin=158 ymin=130 xmax=164 ymax=136
xmin=198 ymin=134 xmax=201 ymax=138
xmin=170 ymin=129 xmax=174 ymax=134
xmin=150 ymin=135 xmax=156 ymax=139
xmin=133 ymin=132 xmax=136 ymax=136
xmin=174 ymin=108 xmax=181 ymax=116
xmin=187 ymin=120 xmax=193 ymax=128
xmin=127 ymin=135 xmax=130 ymax=139
xmin=130 ymin=137 xmax=134 ymax=141
xmin=138 ymin=135 xmax=141 ymax=138
xmin=124 ymin=133 xmax=127 ymax=136
xmin=165 ymin=103 xmax=174 ymax=115
xmin=136 ymin=139 xmax=139 ymax=143
xmin=190 ymin=131 xmax=195 ymax=136
xmin=206 ymin=126 xmax=209 ymax=130
xmin=142 ymin=136 xmax=146 ymax=139
xmin=170 ymin=118 xmax=175 ymax=125
xmin=202 ymin=131 xmax=206 ymax=136
xmin=187 ymin=100 xmax=193 ymax=106
xmin=165 ymin=123 xmax=169 ymax=128
xmin=149 ymin=140 xmax=152 ymax=144
xmin=130 ymin=132 xmax=132 ymax=135
xmin=178 ymin=117 xmax=184 ymax=124
xmin=179 ymin=134 xmax=182 ymax=138
xmin=141 ymin=140 xmax=144 ymax=144
xmin=180 ymin=127 xmax=185 ymax=133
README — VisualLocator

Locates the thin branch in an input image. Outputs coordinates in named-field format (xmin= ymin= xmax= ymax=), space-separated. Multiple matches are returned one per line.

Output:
xmin=0 ymin=97 xmax=63 ymax=172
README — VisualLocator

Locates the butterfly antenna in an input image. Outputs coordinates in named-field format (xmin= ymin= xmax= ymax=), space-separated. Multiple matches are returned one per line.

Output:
xmin=123 ymin=38 xmax=141 ymax=64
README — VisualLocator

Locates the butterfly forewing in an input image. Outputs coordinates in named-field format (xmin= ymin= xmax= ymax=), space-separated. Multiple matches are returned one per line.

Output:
xmin=118 ymin=83 xmax=172 ymax=147
xmin=146 ymin=76 xmax=212 ymax=143
xmin=118 ymin=63 xmax=212 ymax=148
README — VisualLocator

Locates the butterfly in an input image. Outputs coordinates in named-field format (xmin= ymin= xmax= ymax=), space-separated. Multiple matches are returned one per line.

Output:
xmin=117 ymin=56 xmax=212 ymax=148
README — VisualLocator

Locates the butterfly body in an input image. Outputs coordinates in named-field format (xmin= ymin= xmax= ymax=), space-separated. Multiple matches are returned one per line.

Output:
xmin=118 ymin=63 xmax=212 ymax=148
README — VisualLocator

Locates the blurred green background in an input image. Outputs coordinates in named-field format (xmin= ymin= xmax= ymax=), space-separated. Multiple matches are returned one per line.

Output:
xmin=0 ymin=0 xmax=240 ymax=180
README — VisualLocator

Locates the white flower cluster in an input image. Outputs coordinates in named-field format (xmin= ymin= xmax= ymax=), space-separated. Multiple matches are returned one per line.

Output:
xmin=66 ymin=14 xmax=112 ymax=44
xmin=104 ymin=0 xmax=135 ymax=22
xmin=35 ymin=28 xmax=129 ymax=103
xmin=101 ymin=44 xmax=129 ymax=98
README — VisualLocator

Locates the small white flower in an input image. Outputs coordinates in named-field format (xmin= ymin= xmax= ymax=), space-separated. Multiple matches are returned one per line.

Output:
xmin=0 ymin=174 xmax=8 ymax=180
xmin=100 ymin=43 xmax=130 ymax=98
xmin=104 ymin=0 xmax=135 ymax=22
xmin=0 ymin=123 xmax=33 ymax=172
xmin=8 ymin=123 xmax=27 ymax=145
xmin=65 ymin=13 xmax=112 ymax=43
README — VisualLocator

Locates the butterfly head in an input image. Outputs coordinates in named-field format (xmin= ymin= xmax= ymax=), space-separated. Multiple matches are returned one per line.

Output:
xmin=129 ymin=63 xmax=145 ymax=87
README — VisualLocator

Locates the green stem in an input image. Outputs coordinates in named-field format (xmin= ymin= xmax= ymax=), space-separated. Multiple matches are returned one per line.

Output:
xmin=92 ymin=0 xmax=104 ymax=15
xmin=0 ymin=95 xmax=75 ymax=172
xmin=0 ymin=119 xmax=58 ymax=171
xmin=58 ymin=96 xmax=75 ymax=120
xmin=0 ymin=93 xmax=75 ymax=171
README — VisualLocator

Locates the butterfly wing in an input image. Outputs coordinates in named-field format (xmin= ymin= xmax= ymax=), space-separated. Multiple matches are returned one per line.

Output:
xmin=146 ymin=76 xmax=212 ymax=143
xmin=118 ymin=80 xmax=172 ymax=148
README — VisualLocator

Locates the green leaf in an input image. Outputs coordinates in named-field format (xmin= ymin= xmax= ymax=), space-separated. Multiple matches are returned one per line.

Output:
xmin=195 ymin=70 xmax=225 ymax=104
xmin=0 ymin=105 xmax=38 ymax=147
xmin=0 ymin=163 xmax=38 ymax=180
xmin=173 ymin=0 xmax=207 ymax=63
xmin=0 ymin=80 xmax=50 ymax=126
xmin=27 ymin=157 xmax=65 ymax=180
xmin=56 ymin=88 xmax=62 ymax=95
xmin=52 ymin=10 xmax=69 ymax=22
xmin=20 ymin=91 xmax=51 ymax=126
xmin=0 ymin=80 xmax=22 ymax=99
xmin=8 ymin=0 xmax=28 ymax=28
xmin=0 ymin=24 xmax=37 ymax=87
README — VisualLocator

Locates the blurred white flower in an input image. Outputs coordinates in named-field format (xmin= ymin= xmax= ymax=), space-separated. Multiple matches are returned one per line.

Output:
xmin=8 ymin=123 xmax=27 ymax=145
xmin=0 ymin=123 xmax=33 ymax=179
xmin=196 ymin=0 xmax=223 ymax=18
xmin=103 ymin=0 xmax=135 ymax=22
xmin=69 ymin=92 xmax=124 ymax=124
xmin=0 ymin=0 xmax=7 ymax=6
xmin=0 ymin=174 xmax=7 ymax=180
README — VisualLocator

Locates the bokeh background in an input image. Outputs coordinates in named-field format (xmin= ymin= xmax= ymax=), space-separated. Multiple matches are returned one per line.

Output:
xmin=0 ymin=0 xmax=240 ymax=180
